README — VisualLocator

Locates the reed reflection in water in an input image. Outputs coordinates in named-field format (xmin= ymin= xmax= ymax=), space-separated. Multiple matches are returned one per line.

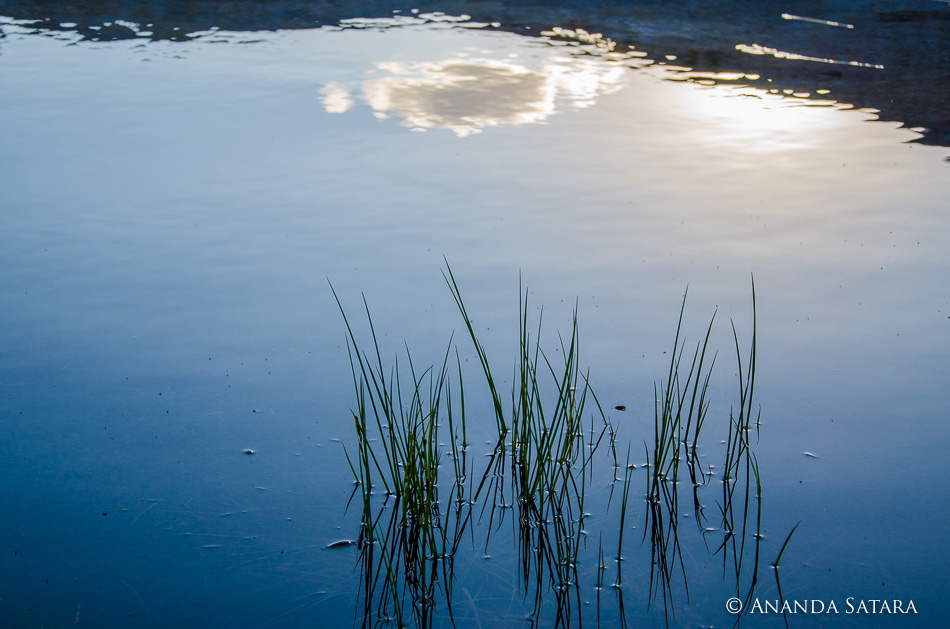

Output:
xmin=337 ymin=269 xmax=796 ymax=627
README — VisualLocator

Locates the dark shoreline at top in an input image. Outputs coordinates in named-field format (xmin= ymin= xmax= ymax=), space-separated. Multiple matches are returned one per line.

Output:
xmin=2 ymin=0 xmax=947 ymax=147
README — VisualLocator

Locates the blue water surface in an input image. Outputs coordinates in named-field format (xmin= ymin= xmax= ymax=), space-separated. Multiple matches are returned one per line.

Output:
xmin=1 ymin=2 xmax=948 ymax=626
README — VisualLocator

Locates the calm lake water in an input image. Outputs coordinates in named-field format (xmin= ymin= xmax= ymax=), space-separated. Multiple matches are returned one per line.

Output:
xmin=1 ymin=1 xmax=948 ymax=627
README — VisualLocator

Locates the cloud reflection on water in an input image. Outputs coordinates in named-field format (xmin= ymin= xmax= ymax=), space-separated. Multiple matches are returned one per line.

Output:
xmin=322 ymin=54 xmax=624 ymax=136
xmin=315 ymin=17 xmax=888 ymax=152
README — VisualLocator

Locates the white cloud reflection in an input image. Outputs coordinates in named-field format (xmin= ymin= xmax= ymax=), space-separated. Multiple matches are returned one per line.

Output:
xmin=320 ymin=82 xmax=354 ymax=114
xmin=324 ymin=55 xmax=624 ymax=136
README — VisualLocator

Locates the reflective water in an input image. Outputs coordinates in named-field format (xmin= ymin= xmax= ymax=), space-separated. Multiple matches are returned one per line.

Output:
xmin=1 ymin=3 xmax=948 ymax=627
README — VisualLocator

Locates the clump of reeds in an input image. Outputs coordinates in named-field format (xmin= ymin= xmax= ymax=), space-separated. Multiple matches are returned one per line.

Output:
xmin=446 ymin=266 xmax=610 ymax=626
xmin=648 ymin=291 xmax=717 ymax=500
xmin=333 ymin=269 xmax=779 ymax=628
xmin=625 ymin=281 xmax=766 ymax=624
xmin=332 ymin=283 xmax=477 ymax=627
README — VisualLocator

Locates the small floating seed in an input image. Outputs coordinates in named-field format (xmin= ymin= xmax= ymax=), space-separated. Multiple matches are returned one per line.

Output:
xmin=325 ymin=540 xmax=355 ymax=549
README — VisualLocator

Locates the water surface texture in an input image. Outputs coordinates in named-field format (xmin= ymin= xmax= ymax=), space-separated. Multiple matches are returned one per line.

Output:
xmin=1 ymin=1 xmax=948 ymax=627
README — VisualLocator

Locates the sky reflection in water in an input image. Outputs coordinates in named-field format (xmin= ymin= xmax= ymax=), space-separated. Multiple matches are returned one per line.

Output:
xmin=0 ymin=9 xmax=948 ymax=628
